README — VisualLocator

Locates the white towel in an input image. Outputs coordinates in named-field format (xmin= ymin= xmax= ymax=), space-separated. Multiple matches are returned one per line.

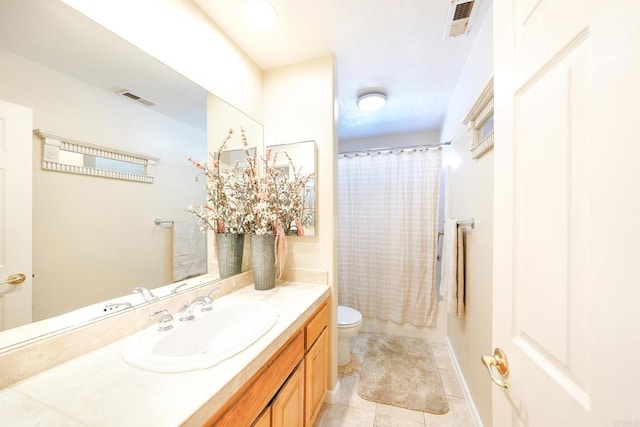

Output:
xmin=172 ymin=220 xmax=207 ymax=282
xmin=439 ymin=219 xmax=465 ymax=318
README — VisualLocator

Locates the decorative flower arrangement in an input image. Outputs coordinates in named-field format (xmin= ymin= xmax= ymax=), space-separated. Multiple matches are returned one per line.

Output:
xmin=187 ymin=128 xmax=314 ymax=281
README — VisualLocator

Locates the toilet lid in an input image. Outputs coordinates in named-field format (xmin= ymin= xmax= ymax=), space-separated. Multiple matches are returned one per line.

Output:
xmin=338 ymin=305 xmax=362 ymax=326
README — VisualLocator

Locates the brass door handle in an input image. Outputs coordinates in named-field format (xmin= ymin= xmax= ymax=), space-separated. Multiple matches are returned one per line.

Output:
xmin=0 ymin=273 xmax=26 ymax=286
xmin=481 ymin=348 xmax=510 ymax=389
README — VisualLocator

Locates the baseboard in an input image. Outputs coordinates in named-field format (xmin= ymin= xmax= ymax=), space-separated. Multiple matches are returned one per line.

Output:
xmin=445 ymin=338 xmax=484 ymax=427
xmin=324 ymin=379 xmax=341 ymax=404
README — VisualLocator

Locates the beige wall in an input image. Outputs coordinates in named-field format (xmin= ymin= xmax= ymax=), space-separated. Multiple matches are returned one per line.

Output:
xmin=440 ymin=6 xmax=494 ymax=426
xmin=262 ymin=55 xmax=338 ymax=390
xmin=0 ymin=49 xmax=206 ymax=320
xmin=62 ymin=0 xmax=264 ymax=121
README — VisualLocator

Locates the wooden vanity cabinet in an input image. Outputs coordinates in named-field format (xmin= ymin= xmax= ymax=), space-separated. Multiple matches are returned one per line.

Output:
xmin=304 ymin=304 xmax=328 ymax=426
xmin=271 ymin=361 xmax=305 ymax=426
xmin=206 ymin=301 xmax=328 ymax=427
xmin=252 ymin=408 xmax=271 ymax=427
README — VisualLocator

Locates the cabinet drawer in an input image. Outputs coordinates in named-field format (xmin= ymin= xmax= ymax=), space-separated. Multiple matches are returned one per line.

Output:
xmin=305 ymin=303 xmax=328 ymax=351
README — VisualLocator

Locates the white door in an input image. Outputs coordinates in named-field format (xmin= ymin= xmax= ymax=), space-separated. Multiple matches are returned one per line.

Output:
xmin=0 ymin=100 xmax=32 ymax=331
xmin=492 ymin=0 xmax=640 ymax=425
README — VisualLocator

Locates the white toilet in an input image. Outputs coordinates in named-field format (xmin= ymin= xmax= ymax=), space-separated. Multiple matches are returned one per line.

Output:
xmin=337 ymin=305 xmax=363 ymax=366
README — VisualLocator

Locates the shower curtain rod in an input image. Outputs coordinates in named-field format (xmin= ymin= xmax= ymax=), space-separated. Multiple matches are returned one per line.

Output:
xmin=338 ymin=141 xmax=451 ymax=155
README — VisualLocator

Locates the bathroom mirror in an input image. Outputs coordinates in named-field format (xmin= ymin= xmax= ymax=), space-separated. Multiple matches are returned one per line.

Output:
xmin=220 ymin=147 xmax=257 ymax=173
xmin=0 ymin=0 xmax=263 ymax=351
xmin=267 ymin=141 xmax=317 ymax=236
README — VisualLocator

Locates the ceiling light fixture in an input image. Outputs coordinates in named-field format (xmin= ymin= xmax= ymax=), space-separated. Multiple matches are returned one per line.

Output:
xmin=246 ymin=0 xmax=278 ymax=29
xmin=357 ymin=92 xmax=387 ymax=112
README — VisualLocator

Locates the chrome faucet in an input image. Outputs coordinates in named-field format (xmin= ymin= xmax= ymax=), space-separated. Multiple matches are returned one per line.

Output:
xmin=179 ymin=296 xmax=213 ymax=321
xmin=149 ymin=309 xmax=174 ymax=331
xmin=133 ymin=286 xmax=157 ymax=301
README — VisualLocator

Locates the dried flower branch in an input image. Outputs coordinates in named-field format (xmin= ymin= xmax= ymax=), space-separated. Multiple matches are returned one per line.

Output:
xmin=187 ymin=128 xmax=247 ymax=234
xmin=187 ymin=128 xmax=314 ymax=278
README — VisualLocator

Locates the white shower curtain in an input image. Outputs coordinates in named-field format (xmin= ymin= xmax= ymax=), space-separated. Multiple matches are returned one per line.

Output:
xmin=338 ymin=148 xmax=441 ymax=327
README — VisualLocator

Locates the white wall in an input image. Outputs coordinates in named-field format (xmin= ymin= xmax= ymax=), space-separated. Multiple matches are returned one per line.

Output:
xmin=262 ymin=55 xmax=339 ymax=390
xmin=439 ymin=6 xmax=494 ymax=426
xmin=61 ymin=0 xmax=263 ymax=121
xmin=0 ymin=49 xmax=206 ymax=320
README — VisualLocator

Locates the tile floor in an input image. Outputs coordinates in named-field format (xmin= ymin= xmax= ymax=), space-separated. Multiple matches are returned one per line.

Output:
xmin=313 ymin=333 xmax=476 ymax=427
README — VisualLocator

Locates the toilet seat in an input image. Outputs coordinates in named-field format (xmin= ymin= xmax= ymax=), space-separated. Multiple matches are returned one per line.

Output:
xmin=338 ymin=305 xmax=362 ymax=327
xmin=337 ymin=305 xmax=362 ymax=366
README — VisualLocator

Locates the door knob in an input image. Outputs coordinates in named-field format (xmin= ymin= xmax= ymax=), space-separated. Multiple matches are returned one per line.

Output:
xmin=481 ymin=348 xmax=509 ymax=389
xmin=0 ymin=273 xmax=26 ymax=286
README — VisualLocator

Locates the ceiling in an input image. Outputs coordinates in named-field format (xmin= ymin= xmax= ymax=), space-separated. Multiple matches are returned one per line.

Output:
xmin=0 ymin=0 xmax=490 ymax=141
xmin=193 ymin=0 xmax=491 ymax=140
xmin=0 ymin=0 xmax=207 ymax=131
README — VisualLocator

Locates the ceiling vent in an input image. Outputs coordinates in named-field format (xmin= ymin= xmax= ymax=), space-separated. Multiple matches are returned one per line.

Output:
xmin=117 ymin=90 xmax=155 ymax=107
xmin=444 ymin=0 xmax=477 ymax=38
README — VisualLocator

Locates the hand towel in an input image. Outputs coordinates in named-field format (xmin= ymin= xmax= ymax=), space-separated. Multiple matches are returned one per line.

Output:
xmin=172 ymin=220 xmax=207 ymax=282
xmin=439 ymin=219 xmax=465 ymax=318
xmin=455 ymin=225 xmax=465 ymax=317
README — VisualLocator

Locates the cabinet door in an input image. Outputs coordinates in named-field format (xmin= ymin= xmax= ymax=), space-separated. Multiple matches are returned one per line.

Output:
xmin=252 ymin=407 xmax=271 ymax=427
xmin=305 ymin=328 xmax=327 ymax=426
xmin=272 ymin=362 xmax=304 ymax=427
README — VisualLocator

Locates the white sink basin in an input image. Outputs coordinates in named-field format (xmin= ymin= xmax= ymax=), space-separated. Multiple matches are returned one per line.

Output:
xmin=123 ymin=300 xmax=278 ymax=373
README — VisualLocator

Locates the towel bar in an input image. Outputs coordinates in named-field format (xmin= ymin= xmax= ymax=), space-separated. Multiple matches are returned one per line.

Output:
xmin=456 ymin=218 xmax=474 ymax=229
xmin=154 ymin=218 xmax=174 ymax=226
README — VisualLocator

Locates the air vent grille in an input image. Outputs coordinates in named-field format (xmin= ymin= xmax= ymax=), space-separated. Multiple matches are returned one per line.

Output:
xmin=117 ymin=90 xmax=155 ymax=107
xmin=444 ymin=0 xmax=477 ymax=38
xmin=453 ymin=1 xmax=475 ymax=21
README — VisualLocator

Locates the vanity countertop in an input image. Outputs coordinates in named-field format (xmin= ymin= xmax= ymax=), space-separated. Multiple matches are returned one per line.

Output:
xmin=0 ymin=281 xmax=330 ymax=426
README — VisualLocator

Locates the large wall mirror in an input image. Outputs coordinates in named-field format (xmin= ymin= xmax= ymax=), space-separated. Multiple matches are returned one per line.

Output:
xmin=0 ymin=0 xmax=263 ymax=350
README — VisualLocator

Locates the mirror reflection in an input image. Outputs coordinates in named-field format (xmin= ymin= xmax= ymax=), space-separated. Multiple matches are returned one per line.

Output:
xmin=268 ymin=141 xmax=317 ymax=236
xmin=36 ymin=129 xmax=158 ymax=182
xmin=0 ymin=0 xmax=263 ymax=350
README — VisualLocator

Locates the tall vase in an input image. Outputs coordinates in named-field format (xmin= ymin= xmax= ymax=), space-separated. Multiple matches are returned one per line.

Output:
xmin=215 ymin=233 xmax=244 ymax=279
xmin=250 ymin=234 xmax=276 ymax=290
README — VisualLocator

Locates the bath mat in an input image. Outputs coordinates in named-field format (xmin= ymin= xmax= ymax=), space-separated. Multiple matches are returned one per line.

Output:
xmin=357 ymin=334 xmax=449 ymax=414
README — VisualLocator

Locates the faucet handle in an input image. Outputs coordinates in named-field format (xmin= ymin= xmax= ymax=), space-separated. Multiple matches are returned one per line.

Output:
xmin=133 ymin=286 xmax=157 ymax=302
xmin=197 ymin=296 xmax=214 ymax=312
xmin=171 ymin=282 xmax=188 ymax=294
xmin=149 ymin=309 xmax=174 ymax=331
xmin=207 ymin=287 xmax=221 ymax=298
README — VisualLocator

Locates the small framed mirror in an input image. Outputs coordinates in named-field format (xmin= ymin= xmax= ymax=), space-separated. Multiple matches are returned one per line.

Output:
xmin=220 ymin=147 xmax=256 ymax=173
xmin=35 ymin=129 xmax=159 ymax=183
xmin=463 ymin=77 xmax=494 ymax=159
xmin=267 ymin=140 xmax=317 ymax=237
